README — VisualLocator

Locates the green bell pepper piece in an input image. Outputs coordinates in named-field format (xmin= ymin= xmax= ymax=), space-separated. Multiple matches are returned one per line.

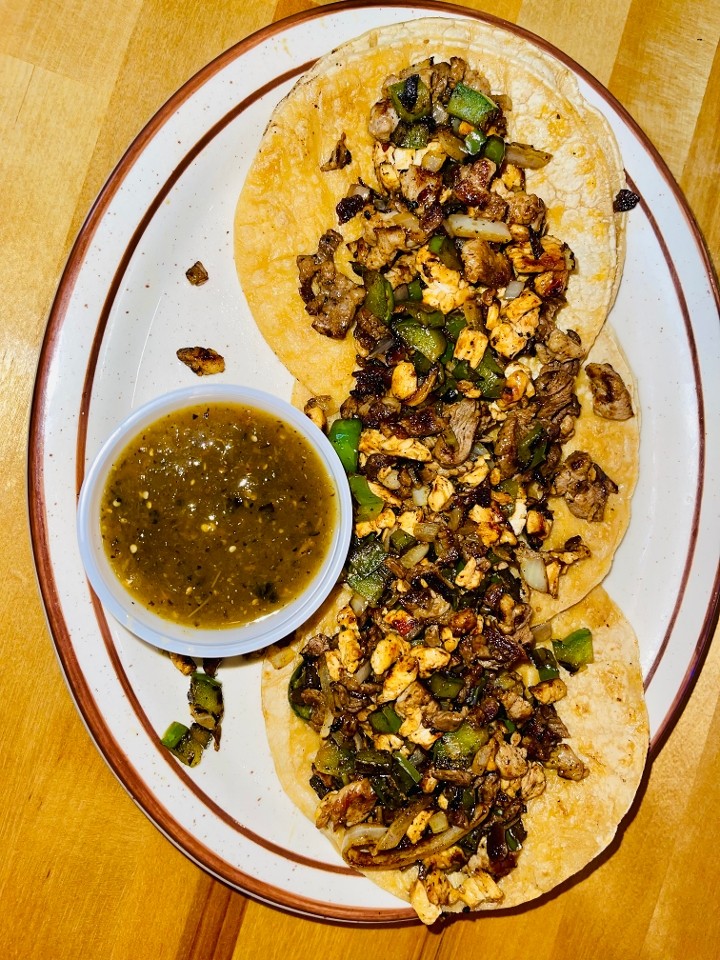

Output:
xmin=517 ymin=423 xmax=547 ymax=468
xmin=348 ymin=474 xmax=384 ymax=522
xmin=428 ymin=672 xmax=464 ymax=699
xmin=529 ymin=646 xmax=561 ymax=682
xmin=407 ymin=278 xmax=423 ymax=301
xmin=328 ymin=418 xmax=362 ymax=474
xmin=464 ymin=129 xmax=487 ymax=155
xmin=428 ymin=233 xmax=463 ymax=272
xmin=395 ymin=320 xmax=447 ymax=362
xmin=393 ymin=752 xmax=422 ymax=785
xmin=433 ymin=722 xmax=489 ymax=765
xmin=445 ymin=312 xmax=467 ymax=341
xmin=475 ymin=348 xmax=505 ymax=399
xmin=364 ymin=270 xmax=394 ymax=323
xmin=314 ymin=741 xmax=355 ymax=782
xmin=447 ymin=83 xmax=497 ymax=128
xmin=398 ymin=301 xmax=445 ymax=327
xmin=483 ymin=134 xmax=506 ymax=164
xmin=161 ymin=722 xmax=204 ymax=767
xmin=369 ymin=705 xmax=403 ymax=734
xmin=389 ymin=528 xmax=416 ymax=552
xmin=553 ymin=628 xmax=594 ymax=671
xmin=400 ymin=121 xmax=432 ymax=149
xmin=346 ymin=539 xmax=388 ymax=602
xmin=355 ymin=748 xmax=394 ymax=774
xmin=388 ymin=74 xmax=432 ymax=122
xmin=288 ymin=660 xmax=314 ymax=721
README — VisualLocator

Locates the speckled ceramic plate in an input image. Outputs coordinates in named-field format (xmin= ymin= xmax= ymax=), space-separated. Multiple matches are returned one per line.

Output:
xmin=29 ymin=1 xmax=720 ymax=923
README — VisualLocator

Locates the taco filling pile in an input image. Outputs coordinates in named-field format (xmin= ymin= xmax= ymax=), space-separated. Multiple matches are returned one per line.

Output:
xmin=236 ymin=18 xmax=648 ymax=923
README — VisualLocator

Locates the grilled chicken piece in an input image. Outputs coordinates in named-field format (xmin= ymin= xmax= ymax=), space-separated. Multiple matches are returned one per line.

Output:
xmin=460 ymin=238 xmax=513 ymax=288
xmin=368 ymin=98 xmax=400 ymax=141
xmin=452 ymin=158 xmax=497 ymax=205
xmin=315 ymin=778 xmax=377 ymax=829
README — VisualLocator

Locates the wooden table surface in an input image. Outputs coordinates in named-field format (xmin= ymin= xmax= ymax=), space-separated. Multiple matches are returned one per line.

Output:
xmin=3 ymin=1 xmax=719 ymax=957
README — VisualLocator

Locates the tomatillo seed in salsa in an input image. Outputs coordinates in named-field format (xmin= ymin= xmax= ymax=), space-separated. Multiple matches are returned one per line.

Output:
xmin=100 ymin=402 xmax=338 ymax=629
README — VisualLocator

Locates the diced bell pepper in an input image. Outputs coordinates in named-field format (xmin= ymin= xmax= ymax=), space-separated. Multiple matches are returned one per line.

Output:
xmin=388 ymin=75 xmax=432 ymax=122
xmin=348 ymin=474 xmax=384 ymax=522
xmin=428 ymin=672 xmax=464 ymax=699
xmin=447 ymin=83 xmax=498 ymax=128
xmin=328 ymin=418 xmax=362 ymax=474
xmin=483 ymin=134 xmax=506 ymax=164
xmin=433 ymin=721 xmax=489 ymax=765
xmin=369 ymin=705 xmax=403 ymax=734
xmin=161 ymin=722 xmax=204 ymax=767
xmin=529 ymin=645 xmax=560 ymax=681
xmin=464 ymin=129 xmax=488 ymax=155
xmin=364 ymin=270 xmax=394 ymax=323
xmin=395 ymin=320 xmax=447 ymax=363
xmin=553 ymin=628 xmax=594 ymax=671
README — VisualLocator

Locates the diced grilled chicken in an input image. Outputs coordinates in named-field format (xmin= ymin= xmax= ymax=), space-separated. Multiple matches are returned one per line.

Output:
xmin=460 ymin=238 xmax=514 ymax=288
xmin=315 ymin=778 xmax=377 ymax=828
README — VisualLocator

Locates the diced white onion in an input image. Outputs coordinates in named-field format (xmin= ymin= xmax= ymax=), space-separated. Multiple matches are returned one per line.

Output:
xmin=391 ymin=209 xmax=421 ymax=231
xmin=350 ymin=592 xmax=369 ymax=616
xmin=428 ymin=810 xmax=449 ymax=834
xmin=412 ymin=485 xmax=430 ymax=507
xmin=367 ymin=336 xmax=395 ymax=359
xmin=319 ymin=708 xmax=334 ymax=739
xmin=432 ymin=102 xmax=449 ymax=125
xmin=400 ymin=542 xmax=430 ymax=568
xmin=445 ymin=214 xmax=512 ymax=242
xmin=375 ymin=798 xmax=433 ymax=851
xmin=519 ymin=554 xmax=549 ymax=593
xmin=435 ymin=129 xmax=466 ymax=161
xmin=413 ymin=522 xmax=440 ymax=543
xmin=266 ymin=644 xmax=297 ymax=670
xmin=504 ymin=141 xmax=552 ymax=170
xmin=354 ymin=659 xmax=372 ymax=684
xmin=341 ymin=823 xmax=389 ymax=857
xmin=503 ymin=279 xmax=525 ymax=300
xmin=421 ymin=151 xmax=446 ymax=173
xmin=531 ymin=622 xmax=552 ymax=644
xmin=348 ymin=182 xmax=372 ymax=200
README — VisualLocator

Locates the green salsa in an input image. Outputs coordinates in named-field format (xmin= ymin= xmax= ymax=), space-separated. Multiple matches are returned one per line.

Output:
xmin=101 ymin=403 xmax=337 ymax=629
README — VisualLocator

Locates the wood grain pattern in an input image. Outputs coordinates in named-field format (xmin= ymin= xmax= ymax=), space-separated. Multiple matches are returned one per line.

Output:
xmin=2 ymin=1 xmax=718 ymax=958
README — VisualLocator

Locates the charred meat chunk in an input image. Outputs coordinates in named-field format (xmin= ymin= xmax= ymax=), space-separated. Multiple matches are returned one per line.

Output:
xmin=176 ymin=346 xmax=225 ymax=376
xmin=460 ymin=238 xmax=513 ymax=288
xmin=534 ymin=360 xmax=582 ymax=425
xmin=585 ymin=362 xmax=634 ymax=420
xmin=321 ymin=132 xmax=352 ymax=171
xmin=552 ymin=451 xmax=618 ymax=521
xmin=505 ymin=192 xmax=546 ymax=230
xmin=297 ymin=230 xmax=366 ymax=339
xmin=452 ymin=158 xmax=496 ymax=205
xmin=185 ymin=260 xmax=209 ymax=285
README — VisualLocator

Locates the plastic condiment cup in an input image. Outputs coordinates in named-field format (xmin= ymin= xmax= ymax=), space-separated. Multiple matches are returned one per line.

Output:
xmin=76 ymin=384 xmax=353 ymax=657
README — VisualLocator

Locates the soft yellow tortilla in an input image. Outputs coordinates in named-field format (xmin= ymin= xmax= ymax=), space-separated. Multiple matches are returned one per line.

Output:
xmin=235 ymin=17 xmax=626 ymax=406
xmin=261 ymin=586 xmax=648 ymax=916
xmin=530 ymin=323 xmax=639 ymax=623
